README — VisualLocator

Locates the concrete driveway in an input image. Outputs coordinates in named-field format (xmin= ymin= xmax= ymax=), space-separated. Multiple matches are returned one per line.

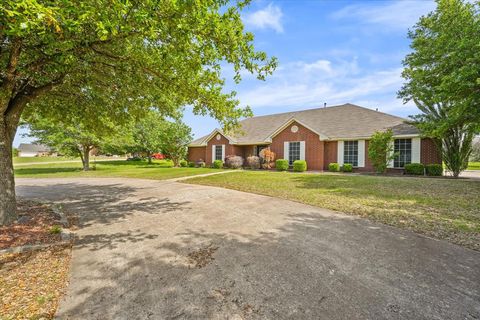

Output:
xmin=16 ymin=178 xmax=480 ymax=320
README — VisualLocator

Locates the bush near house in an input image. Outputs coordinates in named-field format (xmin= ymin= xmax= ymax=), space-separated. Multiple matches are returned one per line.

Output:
xmin=341 ymin=163 xmax=353 ymax=172
xmin=225 ymin=155 xmax=244 ymax=169
xmin=213 ymin=160 xmax=224 ymax=169
xmin=276 ymin=159 xmax=289 ymax=171
xmin=293 ymin=160 xmax=307 ymax=172
xmin=188 ymin=161 xmax=195 ymax=167
xmin=179 ymin=160 xmax=188 ymax=167
xmin=426 ymin=164 xmax=443 ymax=176
xmin=405 ymin=163 xmax=425 ymax=175
xmin=246 ymin=156 xmax=261 ymax=169
xmin=328 ymin=163 xmax=340 ymax=172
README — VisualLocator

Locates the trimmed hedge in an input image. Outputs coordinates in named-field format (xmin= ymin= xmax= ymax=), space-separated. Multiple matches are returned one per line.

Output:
xmin=293 ymin=160 xmax=307 ymax=172
xmin=212 ymin=160 xmax=223 ymax=169
xmin=426 ymin=164 xmax=443 ymax=176
xmin=179 ymin=160 xmax=188 ymax=167
xmin=405 ymin=163 xmax=424 ymax=175
xmin=328 ymin=163 xmax=340 ymax=172
xmin=188 ymin=161 xmax=195 ymax=167
xmin=341 ymin=163 xmax=353 ymax=172
xmin=276 ymin=159 xmax=289 ymax=171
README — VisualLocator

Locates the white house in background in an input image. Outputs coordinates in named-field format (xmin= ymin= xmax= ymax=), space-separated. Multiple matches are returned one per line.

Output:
xmin=17 ymin=143 xmax=52 ymax=157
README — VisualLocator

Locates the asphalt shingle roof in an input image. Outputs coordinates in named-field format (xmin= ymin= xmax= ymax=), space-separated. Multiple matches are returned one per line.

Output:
xmin=190 ymin=103 xmax=419 ymax=146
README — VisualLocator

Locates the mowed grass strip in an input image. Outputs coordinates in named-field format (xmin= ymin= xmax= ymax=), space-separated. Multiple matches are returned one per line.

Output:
xmin=468 ymin=162 xmax=480 ymax=170
xmin=14 ymin=160 xmax=219 ymax=180
xmin=186 ymin=171 xmax=480 ymax=251
xmin=13 ymin=156 xmax=81 ymax=164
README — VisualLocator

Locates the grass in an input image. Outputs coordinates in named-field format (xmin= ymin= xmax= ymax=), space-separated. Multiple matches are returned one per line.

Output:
xmin=13 ymin=156 xmax=80 ymax=163
xmin=186 ymin=171 xmax=480 ymax=251
xmin=468 ymin=162 xmax=480 ymax=170
xmin=14 ymin=159 xmax=219 ymax=180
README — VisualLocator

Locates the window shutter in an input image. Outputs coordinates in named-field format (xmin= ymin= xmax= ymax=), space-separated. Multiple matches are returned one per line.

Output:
xmin=221 ymin=144 xmax=225 ymax=161
xmin=387 ymin=140 xmax=394 ymax=168
xmin=337 ymin=141 xmax=344 ymax=165
xmin=300 ymin=141 xmax=305 ymax=160
xmin=284 ymin=142 xmax=289 ymax=160
xmin=412 ymin=138 xmax=421 ymax=163
xmin=358 ymin=140 xmax=365 ymax=167
xmin=212 ymin=145 xmax=215 ymax=162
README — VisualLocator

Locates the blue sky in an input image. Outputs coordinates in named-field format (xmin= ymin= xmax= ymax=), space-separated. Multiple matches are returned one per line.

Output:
xmin=14 ymin=0 xmax=436 ymax=147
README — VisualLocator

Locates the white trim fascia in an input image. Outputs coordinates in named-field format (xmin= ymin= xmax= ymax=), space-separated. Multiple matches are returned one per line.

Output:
xmin=267 ymin=117 xmax=329 ymax=141
xmin=190 ymin=129 xmax=236 ymax=147
xmin=326 ymin=134 xmax=421 ymax=141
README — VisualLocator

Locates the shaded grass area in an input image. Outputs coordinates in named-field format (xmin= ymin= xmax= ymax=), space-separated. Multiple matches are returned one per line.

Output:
xmin=13 ymin=156 xmax=80 ymax=163
xmin=186 ymin=171 xmax=480 ymax=250
xmin=15 ymin=160 xmax=218 ymax=180
xmin=468 ymin=162 xmax=480 ymax=170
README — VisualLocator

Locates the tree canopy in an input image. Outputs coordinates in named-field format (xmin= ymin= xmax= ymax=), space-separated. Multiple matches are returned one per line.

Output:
xmin=0 ymin=0 xmax=277 ymax=225
xmin=398 ymin=0 xmax=480 ymax=177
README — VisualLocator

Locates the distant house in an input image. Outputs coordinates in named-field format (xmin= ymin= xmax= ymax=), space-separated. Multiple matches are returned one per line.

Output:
xmin=188 ymin=103 xmax=442 ymax=171
xmin=17 ymin=143 xmax=52 ymax=157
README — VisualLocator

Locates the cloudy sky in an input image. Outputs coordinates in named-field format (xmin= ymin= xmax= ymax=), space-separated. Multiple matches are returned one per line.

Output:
xmin=14 ymin=0 xmax=437 ymax=146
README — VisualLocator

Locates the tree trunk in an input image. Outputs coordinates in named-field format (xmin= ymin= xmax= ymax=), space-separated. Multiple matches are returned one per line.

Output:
xmin=147 ymin=151 xmax=152 ymax=164
xmin=0 ymin=117 xmax=17 ymax=225
xmin=82 ymin=146 xmax=91 ymax=171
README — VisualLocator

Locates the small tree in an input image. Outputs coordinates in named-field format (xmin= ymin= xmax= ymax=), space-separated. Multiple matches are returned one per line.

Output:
xmin=368 ymin=130 xmax=396 ymax=174
xmin=130 ymin=112 xmax=165 ymax=164
xmin=159 ymin=121 xmax=192 ymax=167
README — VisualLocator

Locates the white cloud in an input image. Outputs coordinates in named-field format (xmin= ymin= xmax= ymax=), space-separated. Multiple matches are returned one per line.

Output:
xmin=236 ymin=57 xmax=416 ymax=116
xmin=243 ymin=3 xmax=284 ymax=33
xmin=331 ymin=0 xmax=436 ymax=30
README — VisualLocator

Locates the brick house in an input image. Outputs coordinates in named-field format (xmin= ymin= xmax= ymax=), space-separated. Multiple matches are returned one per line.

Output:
xmin=187 ymin=104 xmax=442 ymax=171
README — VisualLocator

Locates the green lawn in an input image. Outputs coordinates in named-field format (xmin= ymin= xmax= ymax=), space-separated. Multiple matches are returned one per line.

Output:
xmin=13 ymin=156 xmax=81 ymax=163
xmin=186 ymin=171 xmax=480 ymax=251
xmin=468 ymin=162 xmax=480 ymax=170
xmin=14 ymin=160 xmax=219 ymax=180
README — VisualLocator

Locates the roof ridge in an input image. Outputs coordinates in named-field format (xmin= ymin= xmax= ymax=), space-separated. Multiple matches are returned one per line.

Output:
xmin=240 ymin=103 xmax=352 ymax=121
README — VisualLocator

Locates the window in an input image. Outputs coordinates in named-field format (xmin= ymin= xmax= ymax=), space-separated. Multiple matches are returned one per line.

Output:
xmin=289 ymin=142 xmax=300 ymax=165
xmin=215 ymin=145 xmax=223 ymax=161
xmin=343 ymin=141 xmax=358 ymax=167
xmin=394 ymin=139 xmax=412 ymax=168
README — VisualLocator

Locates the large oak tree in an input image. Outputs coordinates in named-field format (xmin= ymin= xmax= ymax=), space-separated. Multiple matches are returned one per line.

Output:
xmin=398 ymin=0 xmax=480 ymax=177
xmin=0 ymin=0 xmax=276 ymax=225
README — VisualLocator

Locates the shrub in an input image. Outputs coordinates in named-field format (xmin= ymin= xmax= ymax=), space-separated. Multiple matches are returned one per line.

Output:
xmin=49 ymin=225 xmax=62 ymax=234
xmin=341 ymin=163 xmax=353 ymax=172
xmin=246 ymin=156 xmax=261 ymax=169
xmin=188 ymin=161 xmax=195 ymax=167
xmin=276 ymin=159 xmax=289 ymax=171
xmin=405 ymin=163 xmax=424 ymax=175
xmin=293 ymin=160 xmax=307 ymax=172
xmin=179 ymin=160 xmax=188 ymax=167
xmin=426 ymin=164 xmax=443 ymax=176
xmin=212 ymin=159 xmax=223 ymax=169
xmin=197 ymin=161 xmax=206 ymax=168
xmin=368 ymin=129 xmax=395 ymax=173
xmin=328 ymin=163 xmax=340 ymax=172
xmin=225 ymin=155 xmax=244 ymax=169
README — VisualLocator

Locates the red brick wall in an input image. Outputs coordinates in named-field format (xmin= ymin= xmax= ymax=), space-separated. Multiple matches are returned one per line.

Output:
xmin=205 ymin=133 xmax=230 ymax=165
xmin=187 ymin=147 xmax=206 ymax=163
xmin=421 ymin=138 xmax=442 ymax=164
xmin=270 ymin=121 xmax=324 ymax=170
xmin=323 ymin=141 xmax=337 ymax=170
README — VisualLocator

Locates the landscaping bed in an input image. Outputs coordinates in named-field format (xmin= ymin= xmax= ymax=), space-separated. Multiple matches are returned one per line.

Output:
xmin=186 ymin=171 xmax=480 ymax=251
xmin=0 ymin=201 xmax=64 ymax=250
xmin=0 ymin=201 xmax=73 ymax=319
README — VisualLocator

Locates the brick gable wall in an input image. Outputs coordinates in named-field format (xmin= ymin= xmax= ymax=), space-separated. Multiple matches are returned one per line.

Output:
xmin=269 ymin=121 xmax=324 ymax=170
